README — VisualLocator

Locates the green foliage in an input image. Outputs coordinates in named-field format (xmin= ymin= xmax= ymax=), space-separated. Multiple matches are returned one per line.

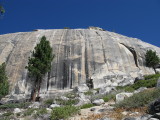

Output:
xmin=103 ymin=94 xmax=116 ymax=102
xmin=51 ymin=105 xmax=79 ymax=120
xmin=0 ymin=102 xmax=30 ymax=109
xmin=115 ymin=88 xmax=160 ymax=109
xmin=0 ymin=63 xmax=9 ymax=99
xmin=80 ymin=103 xmax=95 ymax=109
xmin=65 ymin=92 xmax=77 ymax=99
xmin=56 ymin=98 xmax=79 ymax=106
xmin=84 ymin=90 xmax=93 ymax=95
xmin=26 ymin=36 xmax=54 ymax=79
xmin=44 ymin=99 xmax=54 ymax=105
xmin=2 ymin=112 xmax=13 ymax=116
xmin=116 ymin=74 xmax=160 ymax=92
xmin=145 ymin=50 xmax=160 ymax=73
xmin=0 ymin=5 xmax=5 ymax=14
xmin=23 ymin=108 xmax=37 ymax=116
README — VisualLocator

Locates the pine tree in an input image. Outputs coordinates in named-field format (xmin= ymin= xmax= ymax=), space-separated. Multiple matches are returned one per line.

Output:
xmin=145 ymin=49 xmax=160 ymax=74
xmin=0 ymin=63 xmax=9 ymax=99
xmin=26 ymin=36 xmax=54 ymax=101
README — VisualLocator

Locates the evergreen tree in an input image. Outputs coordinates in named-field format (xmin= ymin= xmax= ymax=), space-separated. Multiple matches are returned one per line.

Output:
xmin=26 ymin=36 xmax=54 ymax=101
xmin=0 ymin=5 xmax=5 ymax=15
xmin=0 ymin=63 xmax=9 ymax=99
xmin=145 ymin=49 xmax=160 ymax=74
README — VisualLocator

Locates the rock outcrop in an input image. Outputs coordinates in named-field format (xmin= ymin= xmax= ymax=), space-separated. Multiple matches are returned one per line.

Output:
xmin=0 ymin=28 xmax=160 ymax=96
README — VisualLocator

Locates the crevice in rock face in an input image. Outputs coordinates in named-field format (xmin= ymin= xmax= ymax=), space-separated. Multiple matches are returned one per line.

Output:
xmin=95 ymin=32 xmax=107 ymax=63
xmin=120 ymin=43 xmax=139 ymax=67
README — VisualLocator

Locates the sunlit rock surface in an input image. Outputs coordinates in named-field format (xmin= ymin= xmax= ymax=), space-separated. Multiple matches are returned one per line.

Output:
xmin=0 ymin=29 xmax=159 ymax=95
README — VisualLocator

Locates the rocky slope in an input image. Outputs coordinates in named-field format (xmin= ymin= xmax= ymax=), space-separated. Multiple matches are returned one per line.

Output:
xmin=0 ymin=28 xmax=160 ymax=96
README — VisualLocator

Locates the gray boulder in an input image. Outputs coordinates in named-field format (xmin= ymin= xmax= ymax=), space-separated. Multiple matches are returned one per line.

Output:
xmin=50 ymin=104 xmax=60 ymax=108
xmin=156 ymin=77 xmax=160 ymax=88
xmin=134 ymin=87 xmax=147 ymax=94
xmin=99 ymin=87 xmax=115 ymax=95
xmin=75 ymin=84 xmax=89 ymax=93
xmin=13 ymin=108 xmax=22 ymax=114
xmin=28 ymin=102 xmax=40 ymax=108
xmin=116 ymin=92 xmax=133 ymax=103
xmin=93 ymin=99 xmax=104 ymax=106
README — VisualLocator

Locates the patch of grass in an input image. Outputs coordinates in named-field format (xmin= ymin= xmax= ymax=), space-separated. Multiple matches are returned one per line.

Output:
xmin=103 ymin=94 xmax=116 ymax=102
xmin=34 ymin=108 xmax=48 ymax=118
xmin=56 ymin=98 xmax=79 ymax=106
xmin=144 ymin=74 xmax=160 ymax=80
xmin=51 ymin=105 xmax=79 ymax=120
xmin=84 ymin=91 xmax=93 ymax=95
xmin=44 ymin=99 xmax=54 ymax=105
xmin=80 ymin=103 xmax=95 ymax=109
xmin=23 ymin=108 xmax=37 ymax=116
xmin=115 ymin=88 xmax=160 ymax=109
xmin=65 ymin=92 xmax=77 ymax=99
xmin=0 ymin=102 xmax=30 ymax=109
xmin=2 ymin=112 xmax=13 ymax=116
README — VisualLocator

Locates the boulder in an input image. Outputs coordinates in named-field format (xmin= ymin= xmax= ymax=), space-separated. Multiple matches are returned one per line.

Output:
xmin=13 ymin=108 xmax=21 ymax=114
xmin=28 ymin=102 xmax=40 ymax=108
xmin=134 ymin=87 xmax=147 ymax=94
xmin=148 ymin=98 xmax=160 ymax=115
xmin=99 ymin=87 xmax=115 ymax=95
xmin=50 ymin=104 xmax=60 ymax=108
xmin=116 ymin=92 xmax=133 ymax=103
xmin=76 ymin=93 xmax=91 ymax=106
xmin=156 ymin=77 xmax=160 ymax=88
xmin=92 ymin=99 xmax=104 ymax=106
xmin=74 ymin=84 xmax=89 ymax=93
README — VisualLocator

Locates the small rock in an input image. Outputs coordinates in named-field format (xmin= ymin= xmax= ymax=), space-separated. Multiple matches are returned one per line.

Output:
xmin=129 ymin=112 xmax=139 ymax=116
xmin=156 ymin=77 xmax=160 ymax=88
xmin=99 ymin=87 xmax=115 ymax=95
xmin=98 ymin=109 xmax=106 ymax=113
xmin=14 ymin=108 xmax=21 ymax=114
xmin=148 ymin=98 xmax=160 ymax=114
xmin=116 ymin=92 xmax=133 ymax=103
xmin=90 ymin=108 xmax=96 ymax=111
xmin=93 ymin=99 xmax=104 ymax=106
xmin=74 ymin=84 xmax=89 ymax=93
xmin=28 ymin=102 xmax=40 ymax=108
xmin=46 ymin=108 xmax=52 ymax=113
xmin=149 ymin=118 xmax=159 ymax=120
xmin=50 ymin=104 xmax=60 ymax=108
xmin=122 ymin=111 xmax=128 ymax=116
xmin=60 ymin=96 xmax=69 ymax=101
xmin=134 ymin=87 xmax=147 ymax=94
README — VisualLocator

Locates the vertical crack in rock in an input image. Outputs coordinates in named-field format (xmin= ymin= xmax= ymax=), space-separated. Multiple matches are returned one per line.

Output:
xmin=96 ymin=32 xmax=107 ymax=63
xmin=120 ymin=43 xmax=139 ymax=67
xmin=91 ymin=44 xmax=96 ymax=71
xmin=84 ymin=31 xmax=89 ymax=82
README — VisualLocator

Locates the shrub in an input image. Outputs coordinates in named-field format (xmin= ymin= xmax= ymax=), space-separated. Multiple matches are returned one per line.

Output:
xmin=56 ymin=98 xmax=79 ymax=106
xmin=0 ymin=63 xmax=9 ymax=99
xmin=80 ymin=103 xmax=95 ymax=109
xmin=2 ymin=112 xmax=13 ymax=116
xmin=84 ymin=91 xmax=93 ymax=95
xmin=103 ymin=94 xmax=116 ymax=102
xmin=44 ymin=99 xmax=54 ymax=105
xmin=115 ymin=88 xmax=160 ymax=109
xmin=23 ymin=108 xmax=37 ymax=116
xmin=51 ymin=105 xmax=79 ymax=120
xmin=0 ymin=102 xmax=30 ymax=109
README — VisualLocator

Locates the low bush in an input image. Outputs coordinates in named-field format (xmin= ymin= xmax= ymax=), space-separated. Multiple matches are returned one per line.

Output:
xmin=103 ymin=94 xmax=116 ymax=102
xmin=23 ymin=108 xmax=37 ymax=116
xmin=44 ymin=99 xmax=54 ymax=105
xmin=56 ymin=98 xmax=79 ymax=106
xmin=84 ymin=91 xmax=93 ymax=95
xmin=115 ymin=88 xmax=160 ymax=109
xmin=0 ymin=102 xmax=30 ymax=109
xmin=51 ymin=105 xmax=79 ymax=120
xmin=2 ymin=112 xmax=13 ymax=116
xmin=80 ymin=103 xmax=95 ymax=109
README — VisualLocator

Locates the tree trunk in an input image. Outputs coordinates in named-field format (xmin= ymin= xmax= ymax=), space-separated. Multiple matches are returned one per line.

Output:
xmin=153 ymin=67 xmax=157 ymax=74
xmin=31 ymin=87 xmax=36 ymax=101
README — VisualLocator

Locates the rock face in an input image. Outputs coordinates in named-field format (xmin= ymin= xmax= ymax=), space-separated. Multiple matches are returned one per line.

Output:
xmin=0 ymin=28 xmax=160 ymax=96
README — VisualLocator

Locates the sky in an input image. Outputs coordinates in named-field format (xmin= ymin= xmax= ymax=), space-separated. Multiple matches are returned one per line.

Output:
xmin=0 ymin=0 xmax=160 ymax=47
